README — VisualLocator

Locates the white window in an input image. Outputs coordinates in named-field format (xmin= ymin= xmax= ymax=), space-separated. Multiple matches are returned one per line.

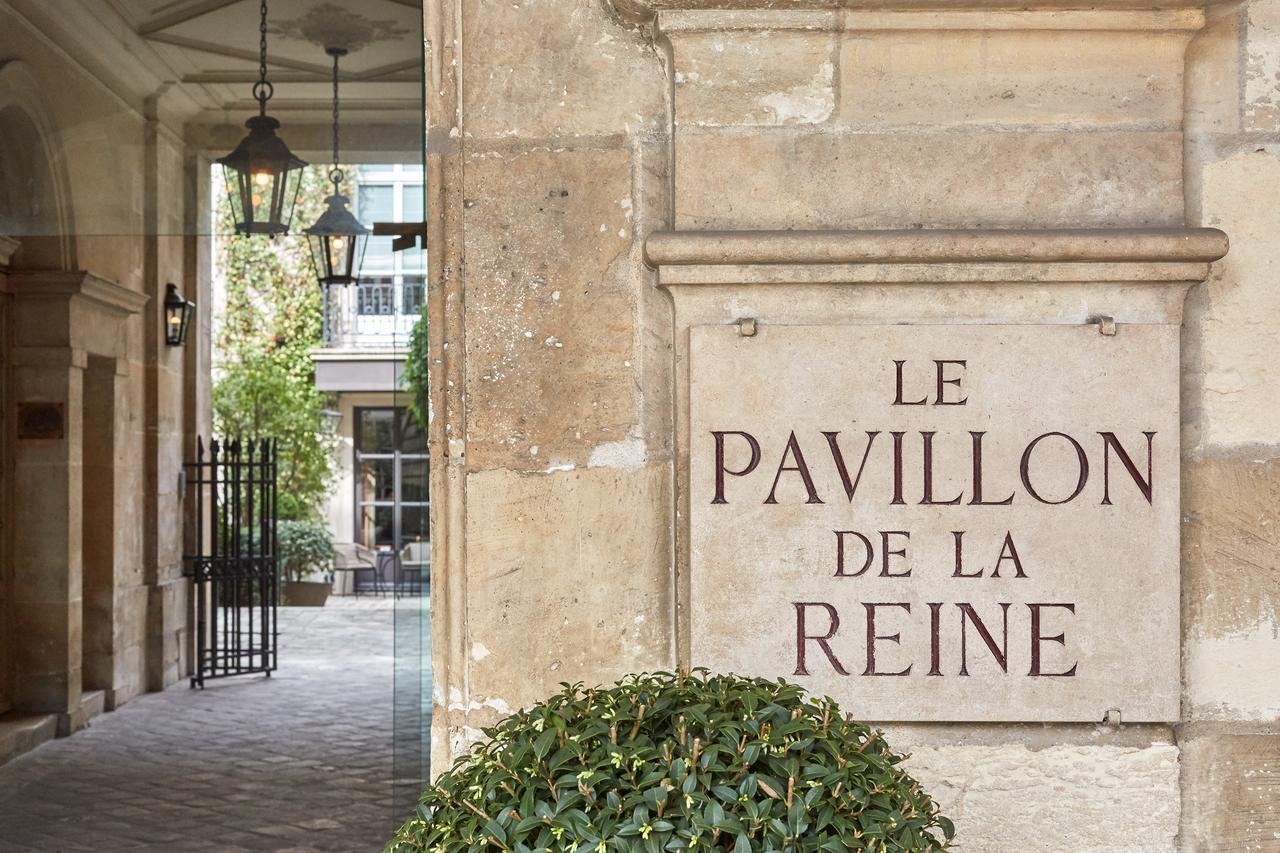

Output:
xmin=355 ymin=164 xmax=425 ymax=317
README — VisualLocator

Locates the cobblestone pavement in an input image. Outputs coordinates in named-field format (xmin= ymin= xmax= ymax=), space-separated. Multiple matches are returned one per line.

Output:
xmin=0 ymin=597 xmax=430 ymax=853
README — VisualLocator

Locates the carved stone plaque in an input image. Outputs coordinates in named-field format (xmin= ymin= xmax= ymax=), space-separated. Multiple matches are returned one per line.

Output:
xmin=689 ymin=323 xmax=1179 ymax=722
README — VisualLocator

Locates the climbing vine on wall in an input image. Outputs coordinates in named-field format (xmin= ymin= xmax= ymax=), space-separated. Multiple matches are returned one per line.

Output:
xmin=212 ymin=167 xmax=340 ymax=521
xmin=401 ymin=303 xmax=428 ymax=433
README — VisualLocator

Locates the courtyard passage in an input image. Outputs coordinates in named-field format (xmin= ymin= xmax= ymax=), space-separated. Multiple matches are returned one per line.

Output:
xmin=0 ymin=597 xmax=426 ymax=852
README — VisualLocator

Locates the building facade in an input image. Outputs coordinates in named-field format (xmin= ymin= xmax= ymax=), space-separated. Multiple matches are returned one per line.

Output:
xmin=314 ymin=164 xmax=428 ymax=586
xmin=0 ymin=9 xmax=205 ymax=744
xmin=422 ymin=1 xmax=1280 ymax=850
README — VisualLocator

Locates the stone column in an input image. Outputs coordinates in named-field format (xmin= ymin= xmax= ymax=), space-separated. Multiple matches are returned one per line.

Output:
xmin=8 ymin=271 xmax=146 ymax=732
xmin=0 ymin=235 xmax=20 ymax=716
xmin=10 ymin=342 xmax=84 ymax=725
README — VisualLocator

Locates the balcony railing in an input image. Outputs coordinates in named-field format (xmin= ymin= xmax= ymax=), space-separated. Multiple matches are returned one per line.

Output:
xmin=322 ymin=277 xmax=423 ymax=349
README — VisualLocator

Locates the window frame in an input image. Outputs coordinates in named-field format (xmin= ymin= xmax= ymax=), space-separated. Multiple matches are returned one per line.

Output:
xmin=354 ymin=164 xmax=425 ymax=318
xmin=353 ymin=405 xmax=430 ymax=551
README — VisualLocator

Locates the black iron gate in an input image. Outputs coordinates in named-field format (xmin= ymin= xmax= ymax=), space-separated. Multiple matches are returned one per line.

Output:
xmin=185 ymin=437 xmax=279 ymax=688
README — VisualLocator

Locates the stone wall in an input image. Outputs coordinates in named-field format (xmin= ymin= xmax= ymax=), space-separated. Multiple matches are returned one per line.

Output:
xmin=0 ymin=4 xmax=204 ymax=726
xmin=426 ymin=0 xmax=676 ymax=763
xmin=1180 ymin=3 xmax=1280 ymax=849
xmin=427 ymin=0 xmax=1280 ymax=850
xmin=0 ymin=237 xmax=16 ymax=717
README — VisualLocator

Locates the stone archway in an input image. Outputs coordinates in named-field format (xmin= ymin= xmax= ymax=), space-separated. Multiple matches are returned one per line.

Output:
xmin=0 ymin=60 xmax=76 ymax=271
xmin=0 ymin=59 xmax=81 ymax=729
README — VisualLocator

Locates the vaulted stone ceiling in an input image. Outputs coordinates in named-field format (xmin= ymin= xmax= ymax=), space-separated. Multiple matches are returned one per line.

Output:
xmin=6 ymin=0 xmax=422 ymax=134
xmin=119 ymin=0 xmax=422 ymax=122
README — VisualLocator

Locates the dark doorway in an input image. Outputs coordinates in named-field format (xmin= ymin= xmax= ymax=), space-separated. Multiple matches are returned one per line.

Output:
xmin=80 ymin=356 xmax=115 ymax=703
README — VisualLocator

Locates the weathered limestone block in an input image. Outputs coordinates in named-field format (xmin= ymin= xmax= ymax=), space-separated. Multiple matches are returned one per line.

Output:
xmin=671 ymin=29 xmax=837 ymax=126
xmin=903 ymin=742 xmax=1181 ymax=852
xmin=463 ymin=145 xmax=645 ymax=471
xmin=1179 ymin=731 xmax=1280 ymax=852
xmin=462 ymin=463 xmax=673 ymax=713
xmin=674 ymin=129 xmax=1183 ymax=230
xmin=1183 ymin=457 xmax=1280 ymax=722
xmin=462 ymin=0 xmax=665 ymax=139
xmin=660 ymin=6 xmax=1196 ymax=228
xmin=838 ymin=30 xmax=1185 ymax=130
xmin=1185 ymin=7 xmax=1241 ymax=137
xmin=1244 ymin=0 xmax=1280 ymax=131
xmin=1190 ymin=148 xmax=1280 ymax=451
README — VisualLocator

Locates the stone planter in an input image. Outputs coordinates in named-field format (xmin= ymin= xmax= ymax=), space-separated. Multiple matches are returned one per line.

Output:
xmin=283 ymin=580 xmax=330 ymax=608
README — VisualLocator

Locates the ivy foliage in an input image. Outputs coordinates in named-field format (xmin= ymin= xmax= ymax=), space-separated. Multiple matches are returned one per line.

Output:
xmin=402 ymin=303 xmax=429 ymax=432
xmin=213 ymin=166 xmax=339 ymax=520
xmin=388 ymin=672 xmax=954 ymax=852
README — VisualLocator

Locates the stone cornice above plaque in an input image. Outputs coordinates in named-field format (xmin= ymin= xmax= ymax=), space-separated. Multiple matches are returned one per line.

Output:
xmin=610 ymin=0 xmax=1208 ymax=30
xmin=9 ymin=271 xmax=150 ymax=316
xmin=645 ymin=228 xmax=1229 ymax=286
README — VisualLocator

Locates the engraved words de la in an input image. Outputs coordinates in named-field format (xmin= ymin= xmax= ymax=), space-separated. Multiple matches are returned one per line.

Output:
xmin=707 ymin=358 xmax=1157 ymax=685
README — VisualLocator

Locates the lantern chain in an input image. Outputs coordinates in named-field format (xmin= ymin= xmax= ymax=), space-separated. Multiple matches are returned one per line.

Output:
xmin=253 ymin=0 xmax=272 ymax=114
xmin=331 ymin=48 xmax=342 ymax=190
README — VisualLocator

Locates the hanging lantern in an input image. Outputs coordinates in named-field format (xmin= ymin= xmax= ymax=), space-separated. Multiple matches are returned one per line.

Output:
xmin=216 ymin=0 xmax=307 ymax=236
xmin=305 ymin=47 xmax=369 ymax=288
xmin=163 ymin=283 xmax=194 ymax=347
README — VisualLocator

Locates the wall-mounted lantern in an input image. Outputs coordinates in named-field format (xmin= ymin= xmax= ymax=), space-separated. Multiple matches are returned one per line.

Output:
xmin=164 ymin=283 xmax=194 ymax=347
xmin=305 ymin=47 xmax=369 ymax=288
xmin=216 ymin=0 xmax=307 ymax=236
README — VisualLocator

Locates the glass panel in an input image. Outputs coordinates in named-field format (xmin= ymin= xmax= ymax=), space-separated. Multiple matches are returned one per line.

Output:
xmin=358 ymin=279 xmax=395 ymax=316
xmin=357 ymin=457 xmax=395 ymax=504
xmin=401 ymin=458 xmax=429 ymax=503
xmin=401 ymin=276 xmax=425 ymax=316
xmin=359 ymin=505 xmax=396 ymax=549
xmin=403 ymin=182 xmax=424 ymax=220
xmin=363 ymin=236 xmax=396 ymax=273
xmin=358 ymin=183 xmax=394 ymax=224
xmin=358 ymin=409 xmax=395 ymax=453
xmin=400 ymin=504 xmax=429 ymax=548
xmin=357 ymin=183 xmax=396 ymax=273
xmin=399 ymin=409 xmax=428 ymax=454
xmin=403 ymin=184 xmax=426 ymax=270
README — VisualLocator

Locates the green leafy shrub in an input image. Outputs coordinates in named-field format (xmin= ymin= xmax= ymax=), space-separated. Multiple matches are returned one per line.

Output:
xmin=388 ymin=671 xmax=954 ymax=852
xmin=278 ymin=519 xmax=333 ymax=583
xmin=401 ymin=304 xmax=429 ymax=433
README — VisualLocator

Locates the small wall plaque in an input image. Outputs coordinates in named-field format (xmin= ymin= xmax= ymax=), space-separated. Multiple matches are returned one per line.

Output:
xmin=17 ymin=402 xmax=65 ymax=440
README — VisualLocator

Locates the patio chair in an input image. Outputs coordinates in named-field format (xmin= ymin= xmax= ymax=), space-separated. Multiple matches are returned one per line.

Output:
xmin=397 ymin=541 xmax=429 ymax=598
xmin=331 ymin=542 xmax=380 ymax=597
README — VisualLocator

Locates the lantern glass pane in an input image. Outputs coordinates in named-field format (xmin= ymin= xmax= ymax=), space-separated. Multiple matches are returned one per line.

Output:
xmin=249 ymin=169 xmax=278 ymax=229
xmin=328 ymin=234 xmax=348 ymax=276
xmin=353 ymin=233 xmax=369 ymax=283
xmin=307 ymin=234 xmax=329 ymax=282
xmin=221 ymin=166 xmax=246 ymax=230
xmin=279 ymin=166 xmax=304 ymax=235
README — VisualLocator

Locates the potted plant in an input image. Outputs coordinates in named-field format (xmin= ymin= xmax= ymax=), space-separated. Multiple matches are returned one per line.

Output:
xmin=278 ymin=519 xmax=334 ymax=607
xmin=388 ymin=670 xmax=954 ymax=851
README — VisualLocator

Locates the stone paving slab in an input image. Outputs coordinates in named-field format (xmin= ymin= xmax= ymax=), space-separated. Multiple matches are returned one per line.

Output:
xmin=0 ymin=598 xmax=430 ymax=853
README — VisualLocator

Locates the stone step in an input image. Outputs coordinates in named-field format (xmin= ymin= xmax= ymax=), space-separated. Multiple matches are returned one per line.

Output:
xmin=0 ymin=712 xmax=57 ymax=768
